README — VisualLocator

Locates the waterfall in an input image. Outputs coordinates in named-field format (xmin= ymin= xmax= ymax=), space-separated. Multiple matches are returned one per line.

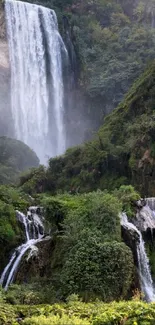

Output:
xmin=146 ymin=198 xmax=155 ymax=212
xmin=121 ymin=213 xmax=155 ymax=302
xmin=0 ymin=206 xmax=50 ymax=290
xmin=5 ymin=0 xmax=68 ymax=163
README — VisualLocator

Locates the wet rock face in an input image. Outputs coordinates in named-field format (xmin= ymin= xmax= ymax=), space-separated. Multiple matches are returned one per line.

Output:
xmin=121 ymin=226 xmax=140 ymax=293
xmin=15 ymin=239 xmax=54 ymax=283
xmin=134 ymin=199 xmax=155 ymax=233
xmin=135 ymin=207 xmax=155 ymax=232
xmin=121 ymin=226 xmax=139 ymax=266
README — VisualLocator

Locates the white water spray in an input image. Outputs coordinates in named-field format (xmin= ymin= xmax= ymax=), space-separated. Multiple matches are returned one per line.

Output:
xmin=121 ymin=213 xmax=155 ymax=302
xmin=0 ymin=207 xmax=50 ymax=290
xmin=5 ymin=0 xmax=67 ymax=163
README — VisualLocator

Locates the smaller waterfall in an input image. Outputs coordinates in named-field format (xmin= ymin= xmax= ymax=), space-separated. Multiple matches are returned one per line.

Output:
xmin=16 ymin=211 xmax=30 ymax=241
xmin=0 ymin=207 xmax=50 ymax=290
xmin=121 ymin=213 xmax=155 ymax=302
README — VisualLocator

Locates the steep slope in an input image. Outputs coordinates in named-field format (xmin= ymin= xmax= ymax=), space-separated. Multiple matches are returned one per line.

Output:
xmin=20 ymin=61 xmax=155 ymax=196
xmin=16 ymin=0 xmax=155 ymax=140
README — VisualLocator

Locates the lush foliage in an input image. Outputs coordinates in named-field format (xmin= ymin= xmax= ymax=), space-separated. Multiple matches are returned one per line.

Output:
xmin=36 ymin=190 xmax=135 ymax=301
xmin=19 ymin=165 xmax=47 ymax=194
xmin=61 ymin=240 xmax=133 ymax=301
xmin=0 ymin=188 xmax=137 ymax=302
xmin=20 ymin=61 xmax=155 ymax=196
xmin=0 ymin=185 xmax=30 ymax=273
xmin=1 ymin=299 xmax=155 ymax=325
xmin=23 ymin=0 xmax=155 ymax=132
xmin=41 ymin=191 xmax=122 ymax=239
xmin=1 ymin=0 xmax=155 ymax=315
xmin=113 ymin=185 xmax=140 ymax=217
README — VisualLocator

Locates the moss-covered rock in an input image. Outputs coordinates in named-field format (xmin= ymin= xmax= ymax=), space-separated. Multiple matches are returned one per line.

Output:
xmin=15 ymin=238 xmax=53 ymax=285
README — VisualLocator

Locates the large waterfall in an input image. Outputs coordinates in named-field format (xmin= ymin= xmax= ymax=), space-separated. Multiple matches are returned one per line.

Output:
xmin=5 ymin=0 xmax=67 ymax=163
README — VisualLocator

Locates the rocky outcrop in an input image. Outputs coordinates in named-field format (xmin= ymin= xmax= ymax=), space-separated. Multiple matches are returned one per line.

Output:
xmin=15 ymin=239 xmax=54 ymax=283
xmin=135 ymin=206 xmax=155 ymax=232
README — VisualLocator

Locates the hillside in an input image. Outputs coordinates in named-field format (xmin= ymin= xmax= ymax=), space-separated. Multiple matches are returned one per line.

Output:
xmin=20 ymin=61 xmax=155 ymax=196
xmin=13 ymin=0 xmax=155 ymax=139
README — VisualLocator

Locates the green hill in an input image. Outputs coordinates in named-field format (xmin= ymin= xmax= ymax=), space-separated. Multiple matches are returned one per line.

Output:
xmin=0 ymin=137 xmax=39 ymax=185
xmin=20 ymin=61 xmax=155 ymax=196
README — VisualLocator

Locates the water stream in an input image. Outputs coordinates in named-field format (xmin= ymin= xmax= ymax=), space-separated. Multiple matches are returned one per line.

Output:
xmin=121 ymin=213 xmax=155 ymax=302
xmin=0 ymin=207 xmax=50 ymax=291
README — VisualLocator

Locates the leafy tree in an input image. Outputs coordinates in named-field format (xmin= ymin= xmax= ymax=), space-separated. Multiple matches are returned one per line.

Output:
xmin=61 ymin=235 xmax=133 ymax=301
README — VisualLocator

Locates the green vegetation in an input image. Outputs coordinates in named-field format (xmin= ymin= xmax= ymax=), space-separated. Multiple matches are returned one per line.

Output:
xmin=0 ymin=188 xmax=139 ymax=302
xmin=0 ymin=137 xmax=39 ymax=185
xmin=22 ymin=0 xmax=155 ymax=131
xmin=36 ymin=190 xmax=136 ymax=301
xmin=61 ymin=240 xmax=133 ymax=301
xmin=68 ymin=0 xmax=155 ymax=113
xmin=20 ymin=61 xmax=155 ymax=196
xmin=2 ymin=0 xmax=155 ymax=318
xmin=1 ymin=299 xmax=155 ymax=325
xmin=0 ymin=185 xmax=30 ymax=273
xmin=1 ymin=2 xmax=155 ymax=325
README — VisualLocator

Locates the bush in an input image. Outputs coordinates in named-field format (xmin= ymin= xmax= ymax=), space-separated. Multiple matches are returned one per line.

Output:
xmin=61 ymin=238 xmax=134 ymax=301
xmin=4 ymin=282 xmax=57 ymax=305
xmin=113 ymin=185 xmax=140 ymax=217
xmin=2 ymin=300 xmax=155 ymax=325
xmin=23 ymin=314 xmax=91 ymax=325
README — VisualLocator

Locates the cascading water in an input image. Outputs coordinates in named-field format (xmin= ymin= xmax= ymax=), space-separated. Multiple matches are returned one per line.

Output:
xmin=5 ymin=0 xmax=68 ymax=163
xmin=0 ymin=207 xmax=50 ymax=290
xmin=121 ymin=213 xmax=155 ymax=302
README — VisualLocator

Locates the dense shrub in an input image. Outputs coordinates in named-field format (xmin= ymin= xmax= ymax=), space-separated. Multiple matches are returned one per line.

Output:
xmin=37 ymin=190 xmax=135 ymax=301
xmin=113 ymin=185 xmax=140 ymax=217
xmin=61 ymin=239 xmax=133 ymax=301
xmin=41 ymin=191 xmax=122 ymax=241
xmin=1 ymin=300 xmax=155 ymax=325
